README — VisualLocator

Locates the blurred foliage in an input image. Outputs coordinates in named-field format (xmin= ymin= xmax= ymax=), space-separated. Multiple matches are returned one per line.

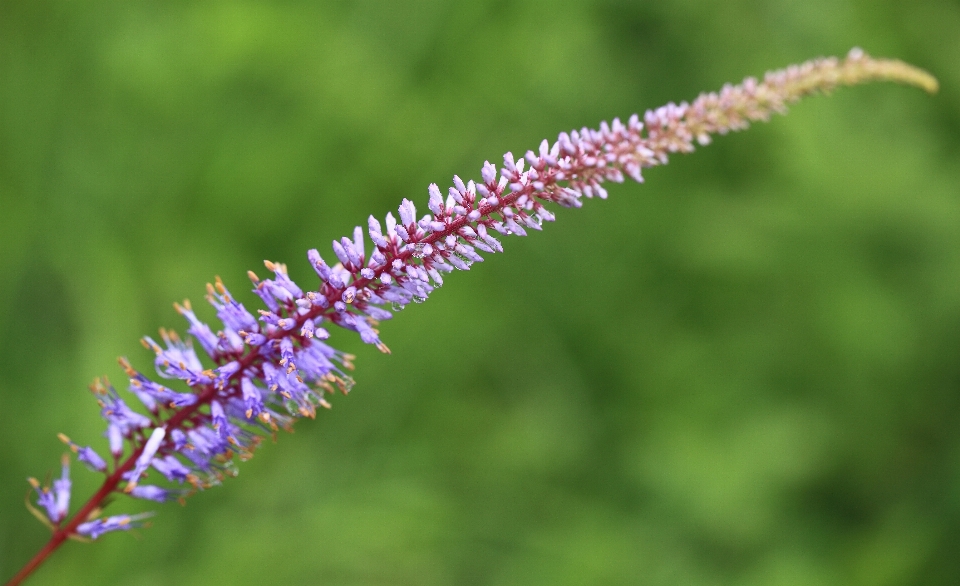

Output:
xmin=2 ymin=0 xmax=960 ymax=584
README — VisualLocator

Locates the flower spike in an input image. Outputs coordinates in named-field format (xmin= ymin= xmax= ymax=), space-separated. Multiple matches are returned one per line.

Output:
xmin=10 ymin=49 xmax=937 ymax=586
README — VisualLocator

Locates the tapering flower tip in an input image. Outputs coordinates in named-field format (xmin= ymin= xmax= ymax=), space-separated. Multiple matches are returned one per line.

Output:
xmin=76 ymin=513 xmax=154 ymax=540
xmin=839 ymin=47 xmax=938 ymax=94
xmin=398 ymin=198 xmax=417 ymax=227
xmin=58 ymin=433 xmax=108 ymax=472
xmin=124 ymin=427 xmax=166 ymax=492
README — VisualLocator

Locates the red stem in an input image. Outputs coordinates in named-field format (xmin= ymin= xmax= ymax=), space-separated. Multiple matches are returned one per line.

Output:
xmin=5 ymin=458 xmax=136 ymax=586
xmin=5 ymin=383 xmax=225 ymax=585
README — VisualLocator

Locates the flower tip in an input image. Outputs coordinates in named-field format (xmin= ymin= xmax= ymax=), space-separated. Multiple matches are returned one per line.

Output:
xmin=840 ymin=48 xmax=939 ymax=94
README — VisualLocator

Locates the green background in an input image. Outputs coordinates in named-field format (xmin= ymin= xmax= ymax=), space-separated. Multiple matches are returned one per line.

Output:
xmin=2 ymin=1 xmax=959 ymax=584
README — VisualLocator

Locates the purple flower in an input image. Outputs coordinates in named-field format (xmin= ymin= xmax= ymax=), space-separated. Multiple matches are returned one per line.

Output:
xmin=21 ymin=50 xmax=938 ymax=557
xmin=151 ymin=455 xmax=192 ymax=483
xmin=93 ymin=380 xmax=152 ymax=434
xmin=58 ymin=434 xmax=107 ymax=473
xmin=26 ymin=455 xmax=72 ymax=526
xmin=76 ymin=513 xmax=154 ymax=540
xmin=123 ymin=427 xmax=166 ymax=491
xmin=129 ymin=485 xmax=186 ymax=503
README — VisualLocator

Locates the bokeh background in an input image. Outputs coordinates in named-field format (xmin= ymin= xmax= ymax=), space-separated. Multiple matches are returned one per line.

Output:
xmin=2 ymin=0 xmax=959 ymax=584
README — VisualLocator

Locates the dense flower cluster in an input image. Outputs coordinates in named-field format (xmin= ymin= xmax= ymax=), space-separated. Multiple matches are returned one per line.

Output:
xmin=17 ymin=49 xmax=935 ymax=581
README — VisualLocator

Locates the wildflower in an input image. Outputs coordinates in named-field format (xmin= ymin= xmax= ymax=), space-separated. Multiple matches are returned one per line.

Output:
xmin=76 ymin=513 xmax=155 ymax=540
xmin=26 ymin=455 xmax=71 ymax=526
xmin=58 ymin=434 xmax=107 ymax=473
xmin=9 ymin=49 xmax=936 ymax=586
